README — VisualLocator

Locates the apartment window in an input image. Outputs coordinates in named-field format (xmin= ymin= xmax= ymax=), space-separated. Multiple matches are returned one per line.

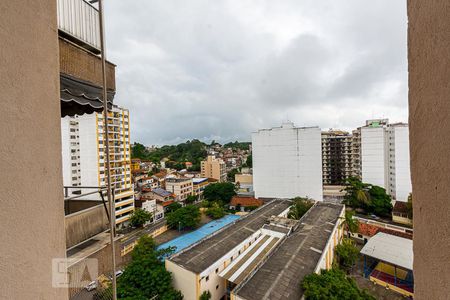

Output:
xmin=205 ymin=276 xmax=209 ymax=282
xmin=216 ymin=285 xmax=219 ymax=290
xmin=215 ymin=268 xmax=219 ymax=274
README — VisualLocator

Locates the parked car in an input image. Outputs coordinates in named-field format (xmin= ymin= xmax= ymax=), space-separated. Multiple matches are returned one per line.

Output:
xmin=370 ymin=214 xmax=380 ymax=220
xmin=85 ymin=280 xmax=97 ymax=292
xmin=115 ymin=270 xmax=124 ymax=278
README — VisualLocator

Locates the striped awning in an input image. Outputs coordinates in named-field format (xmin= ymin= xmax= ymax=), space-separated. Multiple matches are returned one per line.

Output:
xmin=60 ymin=73 xmax=114 ymax=117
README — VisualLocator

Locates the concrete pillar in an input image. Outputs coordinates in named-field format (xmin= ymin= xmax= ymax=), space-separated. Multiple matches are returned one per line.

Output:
xmin=408 ymin=1 xmax=450 ymax=299
xmin=0 ymin=1 xmax=67 ymax=298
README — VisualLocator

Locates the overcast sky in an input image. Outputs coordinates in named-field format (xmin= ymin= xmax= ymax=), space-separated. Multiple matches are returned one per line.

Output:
xmin=105 ymin=0 xmax=407 ymax=146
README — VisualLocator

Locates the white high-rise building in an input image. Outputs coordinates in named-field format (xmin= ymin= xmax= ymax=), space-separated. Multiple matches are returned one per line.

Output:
xmin=252 ymin=121 xmax=323 ymax=201
xmin=61 ymin=105 xmax=134 ymax=226
xmin=361 ymin=119 xmax=412 ymax=202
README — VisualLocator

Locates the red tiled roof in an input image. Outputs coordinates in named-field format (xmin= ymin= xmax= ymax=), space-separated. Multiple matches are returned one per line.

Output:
xmin=393 ymin=201 xmax=408 ymax=213
xmin=160 ymin=200 xmax=174 ymax=207
xmin=230 ymin=196 xmax=263 ymax=207
xmin=358 ymin=223 xmax=413 ymax=240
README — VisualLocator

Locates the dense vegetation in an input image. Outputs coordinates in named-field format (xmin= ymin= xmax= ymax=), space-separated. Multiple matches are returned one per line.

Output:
xmin=116 ymin=236 xmax=183 ymax=300
xmin=343 ymin=177 xmax=393 ymax=217
xmin=223 ymin=141 xmax=251 ymax=150
xmin=166 ymin=205 xmax=201 ymax=230
xmin=203 ymin=182 xmax=237 ymax=203
xmin=302 ymin=268 xmax=375 ymax=300
xmin=205 ymin=202 xmax=226 ymax=219
xmin=129 ymin=208 xmax=152 ymax=228
xmin=131 ymin=140 xmax=207 ymax=170
xmin=335 ymin=238 xmax=360 ymax=272
xmin=342 ymin=210 xmax=359 ymax=234
xmin=288 ymin=197 xmax=314 ymax=220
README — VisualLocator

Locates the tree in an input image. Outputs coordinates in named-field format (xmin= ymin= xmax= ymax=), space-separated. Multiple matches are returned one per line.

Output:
xmin=367 ymin=186 xmax=392 ymax=217
xmin=117 ymin=236 xmax=183 ymax=300
xmin=205 ymin=202 xmax=226 ymax=219
xmin=185 ymin=195 xmax=197 ymax=204
xmin=244 ymin=154 xmax=252 ymax=168
xmin=341 ymin=210 xmax=359 ymax=234
xmin=335 ymin=238 xmax=360 ymax=272
xmin=199 ymin=290 xmax=211 ymax=300
xmin=302 ymin=268 xmax=375 ymax=300
xmin=288 ymin=197 xmax=313 ymax=220
xmin=129 ymin=208 xmax=152 ymax=228
xmin=166 ymin=205 xmax=201 ymax=230
xmin=406 ymin=193 xmax=413 ymax=219
xmin=343 ymin=178 xmax=392 ymax=217
xmin=227 ymin=168 xmax=240 ymax=182
xmin=166 ymin=202 xmax=182 ymax=213
xmin=203 ymin=182 xmax=237 ymax=203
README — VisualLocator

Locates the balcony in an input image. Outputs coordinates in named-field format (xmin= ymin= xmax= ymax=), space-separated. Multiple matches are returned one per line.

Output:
xmin=57 ymin=0 xmax=100 ymax=53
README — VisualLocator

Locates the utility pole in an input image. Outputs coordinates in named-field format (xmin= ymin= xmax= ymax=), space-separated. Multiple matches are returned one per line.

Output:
xmin=98 ymin=0 xmax=117 ymax=298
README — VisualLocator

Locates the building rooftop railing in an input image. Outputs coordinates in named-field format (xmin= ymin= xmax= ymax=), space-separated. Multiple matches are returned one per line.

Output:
xmin=57 ymin=0 xmax=100 ymax=52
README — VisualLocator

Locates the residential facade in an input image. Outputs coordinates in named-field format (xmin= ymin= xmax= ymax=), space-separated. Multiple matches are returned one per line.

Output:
xmin=252 ymin=122 xmax=323 ymax=201
xmin=201 ymin=155 xmax=227 ymax=182
xmin=361 ymin=119 xmax=412 ymax=202
xmin=61 ymin=105 xmax=134 ymax=226
xmin=166 ymin=178 xmax=194 ymax=202
xmin=321 ymin=130 xmax=353 ymax=185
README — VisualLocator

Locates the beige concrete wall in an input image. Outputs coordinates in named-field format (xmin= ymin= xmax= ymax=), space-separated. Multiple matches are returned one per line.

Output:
xmin=65 ymin=204 xmax=109 ymax=248
xmin=408 ymin=1 xmax=450 ymax=299
xmin=166 ymin=260 xmax=198 ymax=300
xmin=235 ymin=174 xmax=253 ymax=184
xmin=0 ymin=1 xmax=67 ymax=299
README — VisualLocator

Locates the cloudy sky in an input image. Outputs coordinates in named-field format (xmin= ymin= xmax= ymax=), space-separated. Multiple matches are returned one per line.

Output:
xmin=105 ymin=0 xmax=407 ymax=146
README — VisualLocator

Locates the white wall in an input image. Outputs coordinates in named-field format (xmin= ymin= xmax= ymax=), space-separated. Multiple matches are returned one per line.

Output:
xmin=392 ymin=126 xmax=412 ymax=201
xmin=61 ymin=117 xmax=72 ymax=187
xmin=252 ymin=122 xmax=323 ymax=201
xmin=361 ymin=127 xmax=388 ymax=189
xmin=77 ymin=114 xmax=101 ymax=198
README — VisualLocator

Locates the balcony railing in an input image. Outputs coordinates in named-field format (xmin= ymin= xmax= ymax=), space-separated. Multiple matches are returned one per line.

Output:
xmin=57 ymin=0 xmax=100 ymax=52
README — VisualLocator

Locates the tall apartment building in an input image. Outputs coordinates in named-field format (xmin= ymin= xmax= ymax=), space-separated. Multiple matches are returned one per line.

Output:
xmin=351 ymin=128 xmax=362 ymax=179
xmin=252 ymin=122 xmax=323 ymax=201
xmin=321 ymin=130 xmax=353 ymax=185
xmin=201 ymin=155 xmax=227 ymax=182
xmin=61 ymin=105 xmax=134 ymax=226
xmin=360 ymin=119 xmax=412 ymax=202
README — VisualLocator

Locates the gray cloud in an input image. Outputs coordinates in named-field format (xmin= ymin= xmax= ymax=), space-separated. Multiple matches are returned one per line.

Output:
xmin=105 ymin=0 xmax=407 ymax=145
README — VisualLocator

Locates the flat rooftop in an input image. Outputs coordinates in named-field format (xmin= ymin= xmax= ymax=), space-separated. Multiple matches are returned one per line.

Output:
xmin=234 ymin=202 xmax=344 ymax=300
xmin=168 ymin=199 xmax=292 ymax=274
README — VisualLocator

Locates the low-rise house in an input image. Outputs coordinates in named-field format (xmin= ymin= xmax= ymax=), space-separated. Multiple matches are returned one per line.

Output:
xmin=141 ymin=199 xmax=164 ymax=223
xmin=392 ymin=201 xmax=413 ymax=226
xmin=230 ymin=196 xmax=263 ymax=212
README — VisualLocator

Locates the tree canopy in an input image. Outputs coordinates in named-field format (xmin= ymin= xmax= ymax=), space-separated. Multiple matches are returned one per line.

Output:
xmin=131 ymin=140 xmax=207 ymax=170
xmin=341 ymin=210 xmax=359 ymax=234
xmin=288 ymin=197 xmax=314 ymax=220
xmin=222 ymin=141 xmax=251 ymax=150
xmin=335 ymin=238 xmax=360 ymax=272
xmin=343 ymin=177 xmax=393 ymax=217
xmin=117 ymin=236 xmax=183 ymax=300
xmin=203 ymin=182 xmax=236 ymax=203
xmin=205 ymin=202 xmax=226 ymax=219
xmin=302 ymin=268 xmax=375 ymax=300
xmin=166 ymin=205 xmax=201 ymax=230
xmin=129 ymin=208 xmax=152 ymax=228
